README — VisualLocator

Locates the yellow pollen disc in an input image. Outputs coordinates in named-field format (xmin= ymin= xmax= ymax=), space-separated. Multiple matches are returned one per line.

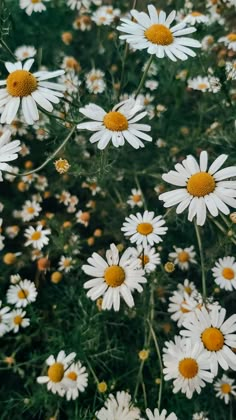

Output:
xmin=104 ymin=265 xmax=125 ymax=287
xmin=66 ymin=371 xmax=77 ymax=381
xmin=145 ymin=24 xmax=174 ymax=45
xmin=132 ymin=194 xmax=142 ymax=203
xmin=184 ymin=286 xmax=192 ymax=294
xmin=31 ymin=231 xmax=42 ymax=241
xmin=201 ymin=327 xmax=224 ymax=351
xmin=63 ymin=259 xmax=71 ymax=267
xmin=198 ymin=83 xmax=208 ymax=90
xmin=139 ymin=255 xmax=150 ymax=266
xmin=31 ymin=0 xmax=41 ymax=3
xmin=47 ymin=362 xmax=64 ymax=382
xmin=178 ymin=358 xmax=198 ymax=378
xmin=137 ymin=222 xmax=153 ymax=236
xmin=221 ymin=383 xmax=231 ymax=394
xmin=27 ymin=207 xmax=35 ymax=214
xmin=103 ymin=111 xmax=128 ymax=131
xmin=7 ymin=70 xmax=37 ymax=97
xmin=17 ymin=289 xmax=29 ymax=299
xmin=180 ymin=301 xmax=190 ymax=313
xmin=178 ymin=251 xmax=189 ymax=263
xmin=227 ymin=33 xmax=236 ymax=42
xmin=191 ymin=11 xmax=202 ymax=16
xmin=13 ymin=315 xmax=23 ymax=325
xmin=222 ymin=267 xmax=235 ymax=280
xmin=187 ymin=172 xmax=216 ymax=197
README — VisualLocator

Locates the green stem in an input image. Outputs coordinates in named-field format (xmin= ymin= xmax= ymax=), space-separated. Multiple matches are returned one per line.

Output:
xmin=194 ymin=221 xmax=207 ymax=299
xmin=0 ymin=39 xmax=16 ymax=60
xmin=148 ymin=320 xmax=163 ymax=411
xmin=133 ymin=360 xmax=145 ymax=401
xmin=135 ymin=55 xmax=154 ymax=98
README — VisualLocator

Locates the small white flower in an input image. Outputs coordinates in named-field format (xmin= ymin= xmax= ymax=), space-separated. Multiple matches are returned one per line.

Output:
xmin=183 ymin=12 xmax=208 ymax=25
xmin=145 ymin=408 xmax=177 ymax=420
xmin=225 ymin=61 xmax=236 ymax=80
xmin=24 ymin=225 xmax=51 ymax=250
xmin=8 ymin=309 xmax=30 ymax=333
xmin=130 ymin=245 xmax=161 ymax=273
xmin=62 ymin=361 xmax=88 ymax=400
xmin=0 ymin=301 xmax=11 ymax=337
xmin=212 ymin=256 xmax=236 ymax=291
xmin=6 ymin=279 xmax=37 ymax=308
xmin=21 ymin=200 xmax=42 ymax=222
xmin=20 ymin=0 xmax=49 ymax=16
xmin=127 ymin=189 xmax=143 ymax=208
xmin=14 ymin=46 xmax=37 ymax=61
xmin=214 ymin=374 xmax=236 ymax=404
xmin=95 ymin=391 xmax=140 ymax=420
xmin=92 ymin=6 xmax=120 ymax=26
xmin=168 ymin=290 xmax=200 ymax=327
xmin=0 ymin=130 xmax=21 ymax=182
xmin=58 ymin=256 xmax=74 ymax=273
xmin=168 ymin=245 xmax=196 ymax=270
xmin=218 ymin=33 xmax=236 ymax=51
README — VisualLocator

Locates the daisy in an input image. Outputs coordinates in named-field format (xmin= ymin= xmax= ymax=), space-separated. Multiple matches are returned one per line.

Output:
xmin=177 ymin=278 xmax=197 ymax=296
xmin=180 ymin=306 xmax=236 ymax=375
xmin=85 ymin=69 xmax=106 ymax=94
xmin=0 ymin=130 xmax=21 ymax=181
xmin=0 ymin=59 xmax=65 ymax=125
xmin=163 ymin=336 xmax=214 ymax=399
xmin=188 ymin=76 xmax=210 ymax=92
xmin=0 ymin=301 xmax=11 ymax=337
xmin=14 ymin=46 xmax=37 ymax=61
xmin=218 ymin=33 xmax=236 ymax=51
xmin=225 ymin=61 xmax=236 ymax=80
xmin=92 ymin=6 xmax=120 ymax=26
xmin=95 ymin=391 xmax=141 ymax=420
xmin=212 ymin=256 xmax=236 ymax=291
xmin=192 ymin=413 xmax=209 ymax=420
xmin=168 ymin=245 xmax=197 ymax=270
xmin=77 ymin=98 xmax=152 ymax=150
xmin=121 ymin=210 xmax=168 ymax=247
xmin=117 ymin=6 xmax=201 ymax=62
xmin=58 ymin=256 xmax=74 ymax=273
xmin=82 ymin=243 xmax=147 ymax=311
xmin=76 ymin=210 xmax=90 ymax=227
xmin=24 ymin=225 xmax=51 ymax=250
xmin=127 ymin=188 xmax=143 ymax=208
xmin=183 ymin=12 xmax=209 ymax=25
xmin=168 ymin=290 xmax=200 ymax=327
xmin=67 ymin=0 xmax=101 ymax=11
xmin=145 ymin=408 xmax=177 ymax=420
xmin=21 ymin=200 xmax=42 ymax=222
xmin=62 ymin=361 xmax=88 ymax=400
xmin=159 ymin=151 xmax=236 ymax=226
xmin=214 ymin=374 xmax=236 ymax=404
xmin=6 ymin=279 xmax=37 ymax=308
xmin=37 ymin=351 xmax=76 ymax=396
xmin=20 ymin=0 xmax=49 ymax=16
xmin=8 ymin=309 xmax=30 ymax=333
xmin=131 ymin=245 xmax=161 ymax=273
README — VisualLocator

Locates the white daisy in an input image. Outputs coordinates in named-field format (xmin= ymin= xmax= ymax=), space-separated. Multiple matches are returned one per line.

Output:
xmin=37 ymin=351 xmax=76 ymax=396
xmin=180 ymin=306 xmax=236 ymax=375
xmin=159 ymin=151 xmax=236 ymax=226
xmin=6 ymin=279 xmax=37 ymax=308
xmin=121 ymin=210 xmax=168 ymax=247
xmin=82 ymin=243 xmax=147 ymax=311
xmin=92 ymin=6 xmax=120 ymax=26
xmin=131 ymin=244 xmax=161 ymax=273
xmin=188 ymin=76 xmax=210 ymax=92
xmin=168 ymin=245 xmax=197 ymax=270
xmin=8 ymin=309 xmax=30 ymax=333
xmin=14 ymin=46 xmax=37 ymax=61
xmin=67 ymin=0 xmax=101 ymax=11
xmin=177 ymin=278 xmax=197 ymax=296
xmin=183 ymin=12 xmax=209 ymax=25
xmin=0 ymin=130 xmax=21 ymax=182
xmin=21 ymin=199 xmax=42 ymax=222
xmin=24 ymin=225 xmax=51 ymax=250
xmin=225 ymin=61 xmax=236 ymax=80
xmin=95 ymin=391 xmax=141 ymax=420
xmin=20 ymin=0 xmax=49 ymax=16
xmin=218 ymin=33 xmax=236 ymax=51
xmin=0 ymin=301 xmax=11 ymax=337
xmin=0 ymin=59 xmax=64 ymax=125
xmin=117 ymin=6 xmax=201 ymax=62
xmin=145 ymin=408 xmax=177 ymax=420
xmin=212 ymin=256 xmax=236 ymax=291
xmin=58 ymin=256 xmax=74 ymax=273
xmin=168 ymin=290 xmax=200 ymax=327
xmin=163 ymin=336 xmax=214 ymax=399
xmin=62 ymin=361 xmax=88 ymax=401
xmin=127 ymin=188 xmax=143 ymax=208
xmin=77 ymin=98 xmax=152 ymax=150
xmin=214 ymin=374 xmax=236 ymax=404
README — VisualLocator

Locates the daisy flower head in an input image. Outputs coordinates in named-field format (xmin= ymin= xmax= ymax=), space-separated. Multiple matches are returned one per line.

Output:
xmin=20 ymin=0 xmax=49 ymax=16
xmin=177 ymin=278 xmax=197 ymax=296
xmin=77 ymin=98 xmax=152 ymax=150
xmin=117 ymin=5 xmax=201 ymax=62
xmin=0 ymin=301 xmax=11 ymax=337
xmin=14 ymin=46 xmax=37 ymax=61
xmin=183 ymin=12 xmax=209 ymax=25
xmin=67 ymin=0 xmax=101 ymax=11
xmin=212 ymin=256 xmax=236 ymax=291
xmin=0 ymin=130 xmax=21 ymax=182
xmin=180 ymin=306 xmax=236 ymax=375
xmin=95 ymin=391 xmax=141 ymax=420
xmin=226 ymin=61 xmax=236 ymax=80
xmin=218 ymin=33 xmax=236 ymax=51
xmin=62 ymin=361 xmax=88 ymax=400
xmin=24 ymin=225 xmax=51 ymax=250
xmin=0 ymin=59 xmax=65 ymax=125
xmin=58 ymin=256 xmax=74 ymax=273
xmin=82 ymin=243 xmax=147 ymax=311
xmin=163 ymin=336 xmax=214 ymax=399
xmin=145 ymin=408 xmax=177 ymax=420
xmin=169 ymin=245 xmax=197 ymax=270
xmin=131 ymin=244 xmax=161 ymax=273
xmin=127 ymin=188 xmax=143 ymax=208
xmin=214 ymin=374 xmax=236 ymax=404
xmin=8 ymin=309 xmax=30 ymax=333
xmin=159 ymin=151 xmax=236 ymax=226
xmin=21 ymin=199 xmax=42 ymax=221
xmin=6 ymin=279 xmax=37 ymax=308
xmin=168 ymin=290 xmax=200 ymax=327
xmin=37 ymin=350 xmax=76 ymax=396
xmin=188 ymin=76 xmax=210 ymax=92
xmin=121 ymin=210 xmax=168 ymax=247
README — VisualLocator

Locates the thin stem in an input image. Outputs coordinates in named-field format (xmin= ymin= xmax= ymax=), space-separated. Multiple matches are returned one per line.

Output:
xmin=147 ymin=320 xmax=163 ymax=411
xmin=0 ymin=39 xmax=16 ymax=60
xmin=194 ymin=221 xmax=207 ymax=299
xmin=135 ymin=55 xmax=154 ymax=99
xmin=133 ymin=360 xmax=145 ymax=400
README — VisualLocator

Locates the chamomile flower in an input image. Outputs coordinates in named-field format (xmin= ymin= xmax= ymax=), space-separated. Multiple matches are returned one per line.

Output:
xmin=214 ymin=374 xmax=236 ymax=404
xmin=177 ymin=278 xmax=197 ymax=296
xmin=14 ymin=46 xmax=37 ymax=61
xmin=0 ymin=301 xmax=11 ymax=337
xmin=58 ymin=256 xmax=74 ymax=273
xmin=0 ymin=130 xmax=21 ymax=182
xmin=145 ymin=408 xmax=177 ymax=420
xmin=67 ymin=0 xmax=101 ymax=11
xmin=218 ymin=33 xmax=236 ymax=51
xmin=121 ymin=210 xmax=168 ymax=247
xmin=6 ymin=279 xmax=37 ymax=308
xmin=8 ymin=309 xmax=30 ymax=333
xmin=0 ymin=59 xmax=64 ymax=125
xmin=20 ymin=0 xmax=49 ymax=15
xmin=62 ymin=361 xmax=88 ymax=400
xmin=188 ymin=76 xmax=210 ymax=92
xmin=183 ymin=12 xmax=208 ymax=25
xmin=168 ymin=245 xmax=196 ymax=270
xmin=77 ymin=98 xmax=152 ymax=150
xmin=117 ymin=6 xmax=201 ymax=62
xmin=159 ymin=151 xmax=236 ymax=226
xmin=163 ymin=336 xmax=214 ymax=399
xmin=212 ymin=257 xmax=236 ymax=291
xmin=95 ymin=391 xmax=141 ymax=420
xmin=180 ymin=306 xmax=236 ymax=375
xmin=37 ymin=351 xmax=76 ymax=396
xmin=225 ymin=61 xmax=236 ymax=80
xmin=21 ymin=200 xmax=42 ymax=222
xmin=131 ymin=245 xmax=161 ymax=273
xmin=24 ymin=225 xmax=51 ymax=250
xmin=168 ymin=291 xmax=200 ymax=327
xmin=82 ymin=243 xmax=147 ymax=311
xmin=127 ymin=189 xmax=143 ymax=208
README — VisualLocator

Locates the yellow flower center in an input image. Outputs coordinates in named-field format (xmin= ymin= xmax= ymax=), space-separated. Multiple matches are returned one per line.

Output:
xmin=17 ymin=289 xmax=29 ymax=299
xmin=104 ymin=265 xmax=125 ymax=287
xmin=54 ymin=159 xmax=70 ymax=174
xmin=13 ymin=315 xmax=23 ymax=325
xmin=31 ymin=0 xmax=41 ymax=3
xmin=66 ymin=371 xmax=77 ymax=381
xmin=187 ymin=172 xmax=216 ymax=197
xmin=137 ymin=222 xmax=153 ymax=236
xmin=103 ymin=111 xmax=128 ymax=131
xmin=139 ymin=254 xmax=150 ymax=266
xmin=178 ymin=358 xmax=199 ymax=378
xmin=178 ymin=251 xmax=189 ymax=263
xmin=47 ymin=362 xmax=64 ymax=383
xmin=132 ymin=194 xmax=142 ymax=203
xmin=201 ymin=327 xmax=224 ymax=351
xmin=63 ymin=259 xmax=71 ymax=267
xmin=227 ymin=33 xmax=236 ymax=42
xmin=198 ymin=83 xmax=208 ymax=90
xmin=145 ymin=24 xmax=174 ymax=45
xmin=6 ymin=70 xmax=37 ymax=97
xmin=191 ymin=11 xmax=202 ymax=16
xmin=31 ymin=231 xmax=42 ymax=241
xmin=180 ymin=301 xmax=190 ymax=313
xmin=184 ymin=286 xmax=192 ymax=294
xmin=27 ymin=207 xmax=35 ymax=214
xmin=222 ymin=267 xmax=235 ymax=280
xmin=221 ymin=383 xmax=231 ymax=394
